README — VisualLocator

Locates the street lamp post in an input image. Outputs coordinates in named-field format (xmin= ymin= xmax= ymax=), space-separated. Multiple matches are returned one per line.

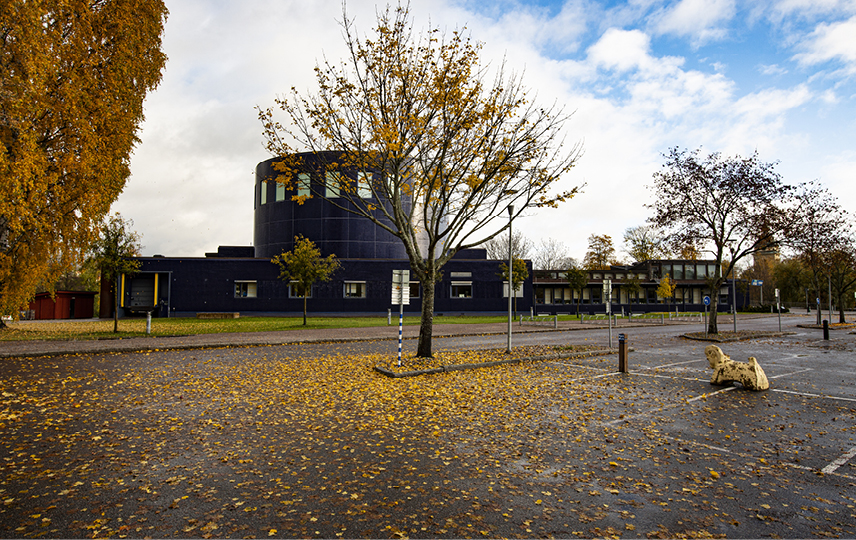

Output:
xmin=507 ymin=205 xmax=514 ymax=354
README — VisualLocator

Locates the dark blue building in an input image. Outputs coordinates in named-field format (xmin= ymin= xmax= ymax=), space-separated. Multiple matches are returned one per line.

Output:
xmin=115 ymin=152 xmax=531 ymax=317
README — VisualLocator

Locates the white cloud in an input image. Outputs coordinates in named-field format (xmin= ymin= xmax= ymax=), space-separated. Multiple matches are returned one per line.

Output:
xmin=654 ymin=0 xmax=736 ymax=45
xmin=759 ymin=63 xmax=788 ymax=75
xmin=793 ymin=15 xmax=856 ymax=72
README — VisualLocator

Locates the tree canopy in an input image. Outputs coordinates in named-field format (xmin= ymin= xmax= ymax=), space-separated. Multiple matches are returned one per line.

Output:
xmin=272 ymin=236 xmax=340 ymax=326
xmin=583 ymin=234 xmax=617 ymax=270
xmin=623 ymin=225 xmax=669 ymax=263
xmin=87 ymin=213 xmax=142 ymax=332
xmin=647 ymin=147 xmax=805 ymax=334
xmin=259 ymin=4 xmax=581 ymax=356
xmin=0 ymin=0 xmax=168 ymax=321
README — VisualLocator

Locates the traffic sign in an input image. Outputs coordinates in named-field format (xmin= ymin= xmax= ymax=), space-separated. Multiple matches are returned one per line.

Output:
xmin=751 ymin=280 xmax=763 ymax=286
xmin=391 ymin=270 xmax=410 ymax=305
xmin=703 ymin=296 xmax=711 ymax=306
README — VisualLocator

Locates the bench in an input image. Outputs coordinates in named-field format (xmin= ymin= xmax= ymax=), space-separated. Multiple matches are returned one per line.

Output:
xmin=196 ymin=312 xmax=240 ymax=319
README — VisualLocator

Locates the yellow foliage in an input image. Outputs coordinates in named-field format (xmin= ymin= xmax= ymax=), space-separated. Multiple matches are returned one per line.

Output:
xmin=0 ymin=0 xmax=168 ymax=319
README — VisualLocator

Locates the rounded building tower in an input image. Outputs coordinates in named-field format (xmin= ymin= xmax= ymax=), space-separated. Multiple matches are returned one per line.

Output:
xmin=254 ymin=152 xmax=407 ymax=260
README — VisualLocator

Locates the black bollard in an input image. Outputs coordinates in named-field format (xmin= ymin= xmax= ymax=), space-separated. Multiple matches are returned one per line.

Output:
xmin=823 ymin=319 xmax=829 ymax=340
xmin=618 ymin=333 xmax=628 ymax=373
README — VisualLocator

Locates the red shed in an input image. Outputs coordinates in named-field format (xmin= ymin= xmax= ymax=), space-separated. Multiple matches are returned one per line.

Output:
xmin=29 ymin=291 xmax=97 ymax=320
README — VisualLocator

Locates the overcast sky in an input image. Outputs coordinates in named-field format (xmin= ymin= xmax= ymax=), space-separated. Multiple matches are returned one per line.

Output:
xmin=114 ymin=0 xmax=856 ymax=262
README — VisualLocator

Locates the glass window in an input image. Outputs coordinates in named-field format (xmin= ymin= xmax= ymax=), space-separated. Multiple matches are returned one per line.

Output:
xmin=234 ymin=281 xmax=257 ymax=298
xmin=450 ymin=272 xmax=472 ymax=278
xmin=344 ymin=282 xmax=366 ymax=298
xmin=451 ymin=282 xmax=472 ymax=298
xmin=260 ymin=181 xmax=267 ymax=205
xmin=409 ymin=282 xmax=420 ymax=298
xmin=697 ymin=264 xmax=707 ymax=278
xmin=708 ymin=264 xmax=717 ymax=277
xmin=289 ymin=282 xmax=311 ymax=298
xmin=357 ymin=172 xmax=372 ymax=198
xmin=275 ymin=181 xmax=286 ymax=202
xmin=503 ymin=281 xmax=524 ymax=298
xmin=684 ymin=264 xmax=695 ymax=279
xmin=673 ymin=265 xmax=684 ymax=279
xmin=297 ymin=173 xmax=311 ymax=199
xmin=325 ymin=172 xmax=341 ymax=198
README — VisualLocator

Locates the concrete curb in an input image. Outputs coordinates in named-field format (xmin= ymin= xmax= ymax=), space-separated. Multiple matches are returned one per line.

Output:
xmin=680 ymin=331 xmax=794 ymax=342
xmin=373 ymin=348 xmax=624 ymax=378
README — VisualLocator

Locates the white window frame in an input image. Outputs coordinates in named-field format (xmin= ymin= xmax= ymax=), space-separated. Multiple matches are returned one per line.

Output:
xmin=234 ymin=281 xmax=257 ymax=298
xmin=325 ymin=172 xmax=341 ymax=198
xmin=344 ymin=281 xmax=367 ymax=298
xmin=451 ymin=281 xmax=472 ymax=298
xmin=289 ymin=281 xmax=312 ymax=298
xmin=297 ymin=173 xmax=311 ymax=199
xmin=357 ymin=172 xmax=372 ymax=198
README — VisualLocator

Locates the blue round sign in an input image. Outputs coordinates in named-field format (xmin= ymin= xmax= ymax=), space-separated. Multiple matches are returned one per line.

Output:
xmin=703 ymin=295 xmax=711 ymax=306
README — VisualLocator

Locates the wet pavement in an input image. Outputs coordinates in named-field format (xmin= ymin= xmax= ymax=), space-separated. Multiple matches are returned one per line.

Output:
xmin=0 ymin=313 xmax=854 ymax=538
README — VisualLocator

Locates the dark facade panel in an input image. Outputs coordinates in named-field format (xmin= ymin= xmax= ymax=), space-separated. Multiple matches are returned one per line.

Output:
xmin=130 ymin=256 xmax=532 ymax=317
xmin=254 ymin=153 xmax=406 ymax=260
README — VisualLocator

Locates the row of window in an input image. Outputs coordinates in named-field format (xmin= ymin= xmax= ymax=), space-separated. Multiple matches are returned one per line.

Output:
xmin=233 ymin=279 xmax=523 ymax=300
xmin=536 ymin=285 xmax=730 ymax=305
xmin=259 ymin=172 xmax=374 ymax=205
xmin=234 ymin=280 xmax=420 ymax=299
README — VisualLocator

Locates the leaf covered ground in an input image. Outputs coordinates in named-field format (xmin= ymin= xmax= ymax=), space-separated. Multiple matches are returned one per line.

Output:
xmin=0 ymin=340 xmax=854 ymax=538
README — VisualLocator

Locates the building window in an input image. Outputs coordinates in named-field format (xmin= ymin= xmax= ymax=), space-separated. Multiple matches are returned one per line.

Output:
xmin=357 ymin=172 xmax=372 ymax=198
xmin=409 ymin=282 xmax=420 ymax=299
xmin=275 ymin=181 xmax=286 ymax=202
xmin=260 ymin=181 xmax=267 ymax=205
xmin=234 ymin=281 xmax=257 ymax=298
xmin=289 ymin=282 xmax=311 ymax=298
xmin=297 ymin=173 xmax=311 ymax=199
xmin=325 ymin=172 xmax=341 ymax=198
xmin=451 ymin=282 xmax=472 ymax=298
xmin=450 ymin=271 xmax=472 ymax=278
xmin=503 ymin=281 xmax=524 ymax=298
xmin=344 ymin=282 xmax=366 ymax=298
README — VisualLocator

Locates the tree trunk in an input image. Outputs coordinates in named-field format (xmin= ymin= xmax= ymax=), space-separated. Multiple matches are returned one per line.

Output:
xmin=303 ymin=293 xmax=308 ymax=326
xmin=417 ymin=278 xmax=435 ymax=357
xmin=837 ymin=291 xmax=846 ymax=323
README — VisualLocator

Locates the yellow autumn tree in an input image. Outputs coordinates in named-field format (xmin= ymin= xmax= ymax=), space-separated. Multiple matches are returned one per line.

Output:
xmin=259 ymin=4 xmax=582 ymax=357
xmin=0 ymin=0 xmax=168 ymax=325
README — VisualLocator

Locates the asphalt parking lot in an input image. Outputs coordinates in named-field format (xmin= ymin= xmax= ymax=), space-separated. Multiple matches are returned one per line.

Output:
xmin=0 ymin=313 xmax=853 ymax=538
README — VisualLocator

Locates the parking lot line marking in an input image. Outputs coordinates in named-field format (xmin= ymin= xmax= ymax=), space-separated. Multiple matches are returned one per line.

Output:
xmin=686 ymin=387 xmax=736 ymax=402
xmin=768 ymin=368 xmax=813 ymax=379
xmin=772 ymin=389 xmax=856 ymax=403
xmin=632 ymin=372 xmax=707 ymax=382
xmin=821 ymin=446 xmax=856 ymax=475
xmin=647 ymin=359 xmax=705 ymax=369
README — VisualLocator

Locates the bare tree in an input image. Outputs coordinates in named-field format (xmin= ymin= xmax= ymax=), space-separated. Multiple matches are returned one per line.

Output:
xmin=259 ymin=4 xmax=582 ymax=357
xmin=481 ymin=231 xmax=534 ymax=261
xmin=533 ymin=237 xmax=574 ymax=270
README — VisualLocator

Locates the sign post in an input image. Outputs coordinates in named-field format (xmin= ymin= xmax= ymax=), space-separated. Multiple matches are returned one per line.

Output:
xmin=391 ymin=270 xmax=410 ymax=367
xmin=603 ymin=279 xmax=613 ymax=348
xmin=775 ymin=288 xmax=781 ymax=332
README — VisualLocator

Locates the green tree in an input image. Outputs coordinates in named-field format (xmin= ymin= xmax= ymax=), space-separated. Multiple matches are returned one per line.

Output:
xmin=583 ymin=234 xmax=618 ymax=270
xmin=87 ymin=213 xmax=142 ymax=332
xmin=498 ymin=257 xmax=528 ymax=316
xmin=656 ymin=273 xmax=676 ymax=307
xmin=647 ymin=147 xmax=806 ymax=334
xmin=259 ymin=4 xmax=581 ymax=357
xmin=565 ymin=266 xmax=589 ymax=316
xmin=828 ymin=243 xmax=856 ymax=323
xmin=272 ymin=236 xmax=340 ymax=326
xmin=623 ymin=226 xmax=668 ymax=262
xmin=0 ymin=0 xmax=168 ymax=325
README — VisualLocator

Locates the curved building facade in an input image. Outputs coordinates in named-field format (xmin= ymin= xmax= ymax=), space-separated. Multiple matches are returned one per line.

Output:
xmin=254 ymin=152 xmax=407 ymax=260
